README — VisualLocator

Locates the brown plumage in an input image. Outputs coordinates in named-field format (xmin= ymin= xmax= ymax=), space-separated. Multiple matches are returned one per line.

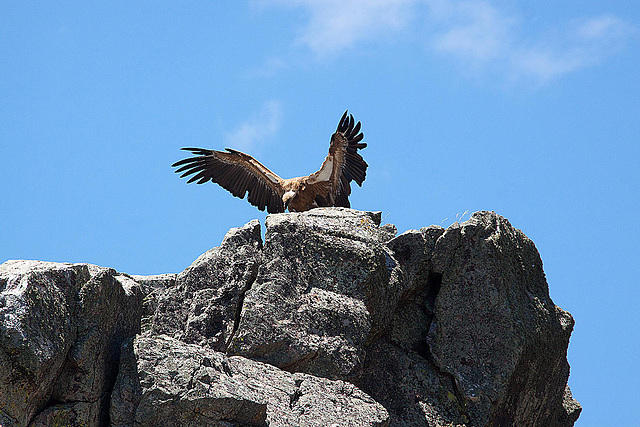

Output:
xmin=172 ymin=110 xmax=368 ymax=213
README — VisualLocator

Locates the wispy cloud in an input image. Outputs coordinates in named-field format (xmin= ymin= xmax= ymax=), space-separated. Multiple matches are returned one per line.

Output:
xmin=576 ymin=15 xmax=632 ymax=41
xmin=259 ymin=0 xmax=635 ymax=84
xmin=425 ymin=1 xmax=635 ymax=82
xmin=427 ymin=0 xmax=515 ymax=68
xmin=257 ymin=0 xmax=417 ymax=57
xmin=510 ymin=15 xmax=635 ymax=82
xmin=223 ymin=100 xmax=282 ymax=153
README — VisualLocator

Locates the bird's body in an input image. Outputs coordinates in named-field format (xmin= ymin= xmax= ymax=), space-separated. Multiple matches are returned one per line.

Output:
xmin=172 ymin=111 xmax=368 ymax=213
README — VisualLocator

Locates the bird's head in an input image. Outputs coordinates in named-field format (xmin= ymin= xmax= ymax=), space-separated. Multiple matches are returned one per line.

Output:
xmin=282 ymin=190 xmax=297 ymax=211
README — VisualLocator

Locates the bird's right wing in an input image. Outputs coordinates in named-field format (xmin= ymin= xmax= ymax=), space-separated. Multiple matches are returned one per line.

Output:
xmin=308 ymin=111 xmax=368 ymax=208
xmin=172 ymin=148 xmax=286 ymax=213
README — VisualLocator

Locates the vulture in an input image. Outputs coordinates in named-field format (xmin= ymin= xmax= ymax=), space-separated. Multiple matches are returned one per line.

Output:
xmin=172 ymin=110 xmax=368 ymax=213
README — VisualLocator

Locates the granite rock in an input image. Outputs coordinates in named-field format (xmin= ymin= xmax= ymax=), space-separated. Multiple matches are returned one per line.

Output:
xmin=0 ymin=209 xmax=581 ymax=426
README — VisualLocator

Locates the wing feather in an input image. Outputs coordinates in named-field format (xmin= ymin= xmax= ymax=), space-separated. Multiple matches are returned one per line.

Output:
xmin=308 ymin=110 xmax=368 ymax=207
xmin=172 ymin=148 xmax=286 ymax=213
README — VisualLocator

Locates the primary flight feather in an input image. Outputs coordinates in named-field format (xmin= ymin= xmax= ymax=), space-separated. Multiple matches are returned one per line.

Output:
xmin=172 ymin=110 xmax=368 ymax=213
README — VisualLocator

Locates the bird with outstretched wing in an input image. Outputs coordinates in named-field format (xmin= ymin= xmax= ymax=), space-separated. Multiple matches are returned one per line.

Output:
xmin=172 ymin=110 xmax=368 ymax=213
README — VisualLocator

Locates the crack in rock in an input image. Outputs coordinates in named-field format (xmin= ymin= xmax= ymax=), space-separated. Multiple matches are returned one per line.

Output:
xmin=225 ymin=261 xmax=259 ymax=352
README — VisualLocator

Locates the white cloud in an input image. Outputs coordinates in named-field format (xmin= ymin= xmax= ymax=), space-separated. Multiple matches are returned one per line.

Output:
xmin=223 ymin=100 xmax=282 ymax=153
xmin=427 ymin=2 xmax=635 ymax=82
xmin=425 ymin=1 xmax=634 ymax=82
xmin=511 ymin=49 xmax=589 ymax=82
xmin=576 ymin=15 xmax=631 ymax=41
xmin=257 ymin=0 xmax=417 ymax=57
xmin=428 ymin=0 xmax=515 ymax=63
xmin=259 ymin=0 xmax=635 ymax=83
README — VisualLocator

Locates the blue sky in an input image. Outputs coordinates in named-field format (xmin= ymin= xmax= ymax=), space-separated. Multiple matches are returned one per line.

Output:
xmin=1 ymin=2 xmax=638 ymax=425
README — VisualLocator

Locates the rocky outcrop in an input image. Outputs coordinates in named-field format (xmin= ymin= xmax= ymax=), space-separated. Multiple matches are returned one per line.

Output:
xmin=0 ymin=262 xmax=142 ymax=426
xmin=0 ymin=209 xmax=581 ymax=426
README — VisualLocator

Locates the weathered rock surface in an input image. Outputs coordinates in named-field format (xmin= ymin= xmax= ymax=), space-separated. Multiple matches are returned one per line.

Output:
xmin=227 ymin=209 xmax=403 ymax=380
xmin=0 ymin=261 xmax=142 ymax=426
xmin=151 ymin=218 xmax=262 ymax=352
xmin=0 ymin=208 xmax=581 ymax=426
xmin=110 ymin=334 xmax=388 ymax=426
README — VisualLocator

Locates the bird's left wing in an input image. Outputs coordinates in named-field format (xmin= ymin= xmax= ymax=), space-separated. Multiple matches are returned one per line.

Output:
xmin=172 ymin=148 xmax=286 ymax=213
xmin=308 ymin=110 xmax=368 ymax=207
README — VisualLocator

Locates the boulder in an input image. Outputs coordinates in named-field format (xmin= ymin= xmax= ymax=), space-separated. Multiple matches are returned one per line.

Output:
xmin=46 ymin=268 xmax=142 ymax=424
xmin=227 ymin=208 xmax=404 ymax=379
xmin=424 ymin=213 xmax=577 ymax=426
xmin=0 ymin=261 xmax=88 ymax=426
xmin=0 ymin=261 xmax=142 ymax=426
xmin=368 ymin=212 xmax=581 ymax=425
